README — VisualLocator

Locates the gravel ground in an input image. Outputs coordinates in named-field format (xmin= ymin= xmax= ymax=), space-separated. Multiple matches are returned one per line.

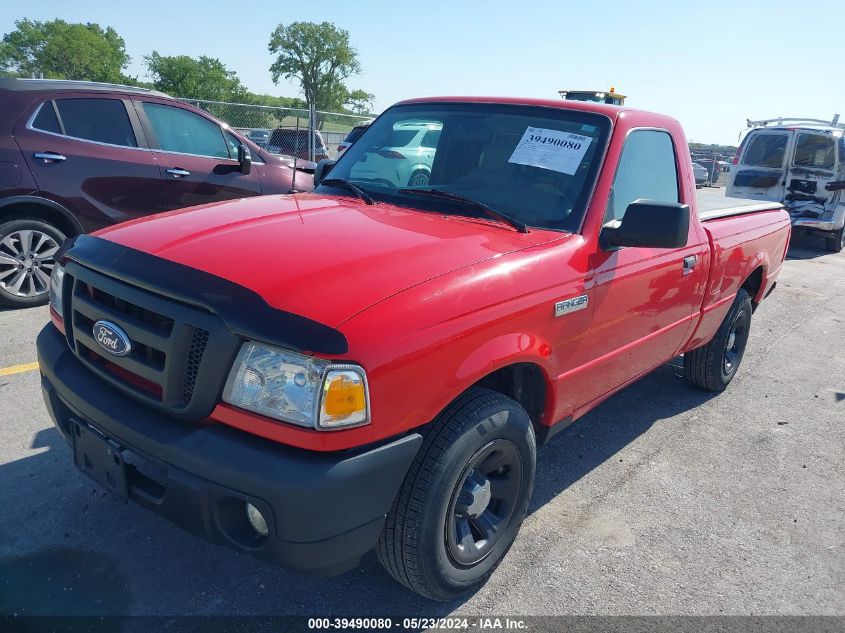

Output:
xmin=0 ymin=190 xmax=842 ymax=618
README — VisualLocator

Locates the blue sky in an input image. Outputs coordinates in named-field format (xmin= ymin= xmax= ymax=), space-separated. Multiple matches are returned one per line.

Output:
xmin=3 ymin=0 xmax=843 ymax=145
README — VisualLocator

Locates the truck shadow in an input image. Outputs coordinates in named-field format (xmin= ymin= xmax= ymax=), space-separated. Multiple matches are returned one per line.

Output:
xmin=0 ymin=359 xmax=716 ymax=620
xmin=785 ymin=233 xmax=838 ymax=260
xmin=530 ymin=359 xmax=716 ymax=513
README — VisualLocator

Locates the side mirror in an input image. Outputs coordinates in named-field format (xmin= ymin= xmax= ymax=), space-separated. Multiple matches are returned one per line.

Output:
xmin=237 ymin=144 xmax=252 ymax=175
xmin=313 ymin=159 xmax=336 ymax=187
xmin=601 ymin=200 xmax=690 ymax=250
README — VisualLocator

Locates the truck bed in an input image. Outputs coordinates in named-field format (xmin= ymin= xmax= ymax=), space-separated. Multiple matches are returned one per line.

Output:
xmin=697 ymin=191 xmax=782 ymax=221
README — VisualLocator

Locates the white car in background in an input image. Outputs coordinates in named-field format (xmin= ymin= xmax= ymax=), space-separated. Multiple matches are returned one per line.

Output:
xmin=349 ymin=121 xmax=442 ymax=187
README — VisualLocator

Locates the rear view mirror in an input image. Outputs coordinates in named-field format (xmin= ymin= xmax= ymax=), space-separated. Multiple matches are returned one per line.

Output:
xmin=313 ymin=159 xmax=336 ymax=187
xmin=237 ymin=144 xmax=252 ymax=175
xmin=601 ymin=200 xmax=690 ymax=250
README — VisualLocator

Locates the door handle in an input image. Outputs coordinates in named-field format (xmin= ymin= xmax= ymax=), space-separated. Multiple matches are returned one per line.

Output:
xmin=34 ymin=152 xmax=67 ymax=163
xmin=683 ymin=255 xmax=698 ymax=275
xmin=166 ymin=168 xmax=191 ymax=178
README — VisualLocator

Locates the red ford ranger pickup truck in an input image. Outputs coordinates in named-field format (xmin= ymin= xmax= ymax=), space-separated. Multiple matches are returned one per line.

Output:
xmin=36 ymin=97 xmax=791 ymax=600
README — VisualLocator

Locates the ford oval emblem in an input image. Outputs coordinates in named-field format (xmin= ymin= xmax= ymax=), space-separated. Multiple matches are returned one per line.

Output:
xmin=92 ymin=320 xmax=132 ymax=357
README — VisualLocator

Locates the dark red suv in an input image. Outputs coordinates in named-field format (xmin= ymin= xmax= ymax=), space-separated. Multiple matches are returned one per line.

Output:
xmin=0 ymin=78 xmax=308 ymax=308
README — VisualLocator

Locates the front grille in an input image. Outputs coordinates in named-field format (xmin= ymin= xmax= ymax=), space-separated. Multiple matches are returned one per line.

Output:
xmin=85 ymin=283 xmax=175 ymax=333
xmin=63 ymin=262 xmax=237 ymax=419
xmin=183 ymin=328 xmax=209 ymax=403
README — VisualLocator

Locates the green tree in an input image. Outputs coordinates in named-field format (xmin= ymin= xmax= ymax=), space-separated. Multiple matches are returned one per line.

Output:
xmin=345 ymin=89 xmax=375 ymax=116
xmin=144 ymin=52 xmax=245 ymax=101
xmin=268 ymin=21 xmax=372 ymax=113
xmin=0 ymin=19 xmax=130 ymax=82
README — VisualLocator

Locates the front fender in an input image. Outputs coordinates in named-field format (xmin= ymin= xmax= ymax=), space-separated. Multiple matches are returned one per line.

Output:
xmin=453 ymin=332 xmax=554 ymax=385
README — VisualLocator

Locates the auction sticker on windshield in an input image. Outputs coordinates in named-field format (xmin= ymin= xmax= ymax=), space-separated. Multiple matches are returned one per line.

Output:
xmin=508 ymin=127 xmax=592 ymax=175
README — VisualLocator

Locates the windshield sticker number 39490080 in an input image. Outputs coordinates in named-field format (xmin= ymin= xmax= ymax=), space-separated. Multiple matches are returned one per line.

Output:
xmin=508 ymin=127 xmax=593 ymax=176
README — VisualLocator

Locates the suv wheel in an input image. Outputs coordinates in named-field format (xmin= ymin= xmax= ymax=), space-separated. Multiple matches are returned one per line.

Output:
xmin=0 ymin=218 xmax=66 ymax=308
xmin=377 ymin=388 xmax=536 ymax=600
xmin=407 ymin=170 xmax=430 ymax=187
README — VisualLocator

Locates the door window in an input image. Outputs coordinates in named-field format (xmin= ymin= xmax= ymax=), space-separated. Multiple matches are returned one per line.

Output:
xmin=224 ymin=131 xmax=242 ymax=159
xmin=143 ymin=103 xmax=229 ymax=159
xmin=31 ymin=101 xmax=62 ymax=134
xmin=606 ymin=130 xmax=678 ymax=222
xmin=742 ymin=133 xmax=788 ymax=168
xmin=43 ymin=99 xmax=137 ymax=147
xmin=793 ymin=133 xmax=835 ymax=169
xmin=223 ymin=131 xmax=263 ymax=164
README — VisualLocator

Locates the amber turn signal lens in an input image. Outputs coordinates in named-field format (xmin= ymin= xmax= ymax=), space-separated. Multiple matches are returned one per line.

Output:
xmin=319 ymin=368 xmax=369 ymax=428
xmin=324 ymin=375 xmax=365 ymax=415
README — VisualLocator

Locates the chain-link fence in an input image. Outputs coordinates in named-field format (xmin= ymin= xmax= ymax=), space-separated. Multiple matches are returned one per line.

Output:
xmin=690 ymin=149 xmax=730 ymax=188
xmin=179 ymin=98 xmax=373 ymax=160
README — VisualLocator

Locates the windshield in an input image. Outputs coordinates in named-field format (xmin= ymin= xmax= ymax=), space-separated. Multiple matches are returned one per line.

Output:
xmin=319 ymin=103 xmax=611 ymax=232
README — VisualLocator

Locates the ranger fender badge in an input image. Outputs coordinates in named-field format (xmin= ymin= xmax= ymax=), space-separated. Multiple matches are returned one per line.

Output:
xmin=554 ymin=294 xmax=589 ymax=317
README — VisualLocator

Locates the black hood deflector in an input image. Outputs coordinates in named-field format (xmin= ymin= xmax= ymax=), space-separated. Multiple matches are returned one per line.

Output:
xmin=63 ymin=235 xmax=348 ymax=355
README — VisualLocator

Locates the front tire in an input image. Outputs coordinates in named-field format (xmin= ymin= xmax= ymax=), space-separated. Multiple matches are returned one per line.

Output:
xmin=824 ymin=227 xmax=844 ymax=253
xmin=377 ymin=388 xmax=536 ymax=601
xmin=684 ymin=288 xmax=753 ymax=391
xmin=0 ymin=218 xmax=66 ymax=308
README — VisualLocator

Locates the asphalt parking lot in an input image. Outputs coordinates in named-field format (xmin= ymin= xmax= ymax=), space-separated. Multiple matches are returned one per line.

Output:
xmin=0 ymin=188 xmax=843 ymax=618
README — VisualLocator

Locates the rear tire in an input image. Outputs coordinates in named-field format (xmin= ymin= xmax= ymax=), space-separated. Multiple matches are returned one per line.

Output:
xmin=377 ymin=388 xmax=536 ymax=601
xmin=824 ymin=227 xmax=844 ymax=253
xmin=0 ymin=218 xmax=66 ymax=309
xmin=407 ymin=170 xmax=430 ymax=187
xmin=684 ymin=288 xmax=753 ymax=391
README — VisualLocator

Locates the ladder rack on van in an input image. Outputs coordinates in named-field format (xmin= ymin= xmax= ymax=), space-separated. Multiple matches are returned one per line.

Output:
xmin=746 ymin=115 xmax=843 ymax=129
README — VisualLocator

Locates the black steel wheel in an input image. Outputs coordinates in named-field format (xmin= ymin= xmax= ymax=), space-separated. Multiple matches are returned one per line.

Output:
xmin=721 ymin=303 xmax=750 ymax=382
xmin=684 ymin=288 xmax=753 ymax=391
xmin=377 ymin=388 xmax=536 ymax=601
xmin=445 ymin=439 xmax=523 ymax=567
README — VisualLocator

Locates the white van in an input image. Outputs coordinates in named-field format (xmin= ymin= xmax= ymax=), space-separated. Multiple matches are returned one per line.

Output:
xmin=726 ymin=117 xmax=845 ymax=252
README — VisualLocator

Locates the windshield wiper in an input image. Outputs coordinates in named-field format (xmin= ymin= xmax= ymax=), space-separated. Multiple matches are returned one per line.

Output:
xmin=396 ymin=188 xmax=528 ymax=233
xmin=321 ymin=178 xmax=375 ymax=205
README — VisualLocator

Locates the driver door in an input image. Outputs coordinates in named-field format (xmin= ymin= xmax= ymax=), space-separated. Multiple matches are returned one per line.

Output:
xmin=576 ymin=129 xmax=708 ymax=410
xmin=134 ymin=100 xmax=262 ymax=210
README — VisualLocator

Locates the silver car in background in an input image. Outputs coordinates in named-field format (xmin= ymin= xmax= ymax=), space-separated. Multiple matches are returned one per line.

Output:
xmin=693 ymin=162 xmax=708 ymax=188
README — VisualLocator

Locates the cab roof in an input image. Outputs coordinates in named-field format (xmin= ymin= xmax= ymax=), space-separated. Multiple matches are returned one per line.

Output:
xmin=394 ymin=95 xmax=679 ymax=129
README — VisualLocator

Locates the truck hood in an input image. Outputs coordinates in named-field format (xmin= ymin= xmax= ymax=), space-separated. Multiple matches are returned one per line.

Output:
xmin=95 ymin=193 xmax=558 ymax=327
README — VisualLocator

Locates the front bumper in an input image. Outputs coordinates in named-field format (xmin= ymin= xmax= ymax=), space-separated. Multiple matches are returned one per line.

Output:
xmin=37 ymin=324 xmax=422 ymax=576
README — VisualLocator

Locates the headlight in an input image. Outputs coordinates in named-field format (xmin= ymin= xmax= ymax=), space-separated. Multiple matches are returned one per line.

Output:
xmin=48 ymin=263 xmax=65 ymax=316
xmin=222 ymin=342 xmax=370 ymax=430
